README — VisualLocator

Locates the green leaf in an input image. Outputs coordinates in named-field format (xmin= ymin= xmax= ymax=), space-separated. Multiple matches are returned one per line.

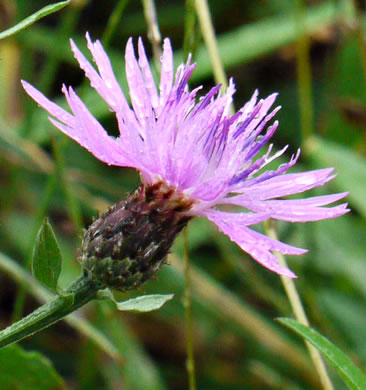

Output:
xmin=278 ymin=318 xmax=366 ymax=390
xmin=32 ymin=218 xmax=62 ymax=292
xmin=0 ymin=344 xmax=64 ymax=389
xmin=115 ymin=294 xmax=174 ymax=312
xmin=98 ymin=289 xmax=174 ymax=312
xmin=0 ymin=1 xmax=70 ymax=40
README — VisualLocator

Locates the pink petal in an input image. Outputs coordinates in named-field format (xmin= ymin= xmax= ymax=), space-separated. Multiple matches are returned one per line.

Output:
xmin=276 ymin=193 xmax=349 ymax=207
xmin=159 ymin=38 xmax=174 ymax=106
xmin=138 ymin=37 xmax=160 ymax=112
xmin=239 ymin=93 xmax=278 ymax=141
xmin=201 ymin=209 xmax=307 ymax=278
xmin=261 ymin=201 xmax=348 ymax=222
xmin=223 ymin=193 xmax=349 ymax=222
xmin=233 ymin=168 xmax=335 ymax=199
xmin=197 ymin=209 xmax=271 ymax=225
xmin=60 ymin=86 xmax=135 ymax=167
xmin=21 ymin=81 xmax=75 ymax=126
xmin=71 ymin=35 xmax=141 ymax=142
xmin=238 ymin=89 xmax=259 ymax=120
xmin=125 ymin=38 xmax=154 ymax=130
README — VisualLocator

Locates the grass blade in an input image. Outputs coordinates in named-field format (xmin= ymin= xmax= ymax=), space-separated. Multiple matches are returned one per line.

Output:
xmin=279 ymin=318 xmax=366 ymax=390
xmin=0 ymin=1 xmax=70 ymax=40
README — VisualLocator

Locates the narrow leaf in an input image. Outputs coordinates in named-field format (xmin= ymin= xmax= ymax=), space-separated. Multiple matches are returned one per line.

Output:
xmin=0 ymin=344 xmax=64 ymax=389
xmin=115 ymin=294 xmax=174 ymax=312
xmin=98 ymin=289 xmax=174 ymax=312
xmin=278 ymin=318 xmax=366 ymax=390
xmin=32 ymin=218 xmax=62 ymax=292
xmin=0 ymin=1 xmax=69 ymax=40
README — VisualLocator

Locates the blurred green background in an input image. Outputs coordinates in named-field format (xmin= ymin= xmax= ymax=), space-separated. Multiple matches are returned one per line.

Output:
xmin=0 ymin=0 xmax=366 ymax=389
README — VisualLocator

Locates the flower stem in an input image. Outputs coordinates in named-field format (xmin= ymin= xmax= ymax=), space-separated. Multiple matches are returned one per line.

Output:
xmin=194 ymin=0 xmax=234 ymax=115
xmin=0 ymin=274 xmax=99 ymax=349
xmin=263 ymin=220 xmax=334 ymax=390
xmin=141 ymin=0 xmax=162 ymax=69
xmin=194 ymin=0 xmax=227 ymax=90
xmin=183 ymin=229 xmax=197 ymax=390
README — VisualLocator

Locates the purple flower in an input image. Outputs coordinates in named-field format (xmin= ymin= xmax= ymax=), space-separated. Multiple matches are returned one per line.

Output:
xmin=22 ymin=34 xmax=349 ymax=278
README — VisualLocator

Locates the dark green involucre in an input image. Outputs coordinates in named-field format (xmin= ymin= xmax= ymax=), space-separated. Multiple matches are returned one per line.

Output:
xmin=80 ymin=182 xmax=193 ymax=291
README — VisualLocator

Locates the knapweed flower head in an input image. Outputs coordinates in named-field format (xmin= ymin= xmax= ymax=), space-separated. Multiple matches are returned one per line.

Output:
xmin=22 ymin=33 xmax=349 ymax=285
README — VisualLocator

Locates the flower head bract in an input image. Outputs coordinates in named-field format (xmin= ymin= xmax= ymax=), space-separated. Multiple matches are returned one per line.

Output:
xmin=22 ymin=34 xmax=349 ymax=279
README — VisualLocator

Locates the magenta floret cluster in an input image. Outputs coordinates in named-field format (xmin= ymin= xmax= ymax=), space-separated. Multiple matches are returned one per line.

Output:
xmin=22 ymin=34 xmax=349 ymax=278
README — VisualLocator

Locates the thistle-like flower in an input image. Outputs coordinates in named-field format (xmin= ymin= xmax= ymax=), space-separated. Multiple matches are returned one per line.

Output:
xmin=22 ymin=34 xmax=349 ymax=286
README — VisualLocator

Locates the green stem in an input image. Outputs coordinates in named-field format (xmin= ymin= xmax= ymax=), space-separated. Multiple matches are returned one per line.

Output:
xmin=183 ymin=229 xmax=197 ymax=390
xmin=194 ymin=0 xmax=234 ymax=114
xmin=0 ymin=275 xmax=99 ymax=349
xmin=0 ymin=252 xmax=121 ymax=361
xmin=194 ymin=0 xmax=227 ymax=89
xmin=141 ymin=0 xmax=162 ymax=70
